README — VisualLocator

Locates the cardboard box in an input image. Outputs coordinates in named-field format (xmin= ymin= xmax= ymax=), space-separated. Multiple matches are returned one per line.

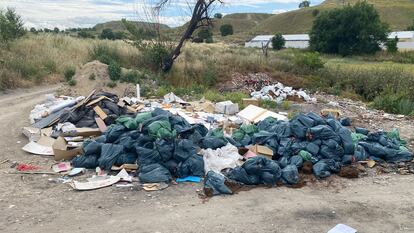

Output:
xmin=62 ymin=128 xmax=102 ymax=137
xmin=242 ymin=98 xmax=259 ymax=107
xmin=215 ymin=101 xmax=239 ymax=115
xmin=238 ymin=105 xmax=288 ymax=123
xmin=52 ymin=137 xmax=83 ymax=161
xmin=249 ymin=144 xmax=274 ymax=158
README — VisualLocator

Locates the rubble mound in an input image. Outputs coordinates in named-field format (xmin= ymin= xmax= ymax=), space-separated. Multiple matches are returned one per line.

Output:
xmin=58 ymin=60 xmax=136 ymax=97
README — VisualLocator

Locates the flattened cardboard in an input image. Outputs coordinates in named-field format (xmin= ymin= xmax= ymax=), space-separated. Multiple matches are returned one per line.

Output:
xmin=238 ymin=105 xmax=288 ymax=123
xmin=22 ymin=141 xmax=54 ymax=156
xmin=37 ymin=136 xmax=56 ymax=147
xmin=249 ymin=145 xmax=274 ymax=158
xmin=70 ymin=176 xmax=120 ymax=191
xmin=52 ymin=137 xmax=82 ymax=161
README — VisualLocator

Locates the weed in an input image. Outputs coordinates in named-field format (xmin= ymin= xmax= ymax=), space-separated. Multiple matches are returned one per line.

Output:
xmin=121 ymin=70 xmax=142 ymax=84
xmin=260 ymin=99 xmax=277 ymax=110
xmin=107 ymin=81 xmax=117 ymax=88
xmin=64 ymin=66 xmax=76 ymax=81
xmin=108 ymin=61 xmax=121 ymax=81
xmin=67 ymin=79 xmax=77 ymax=86
xmin=282 ymin=101 xmax=291 ymax=110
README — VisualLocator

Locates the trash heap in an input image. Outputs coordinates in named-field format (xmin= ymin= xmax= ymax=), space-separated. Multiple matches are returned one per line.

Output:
xmin=69 ymin=107 xmax=413 ymax=196
xmin=251 ymin=83 xmax=316 ymax=103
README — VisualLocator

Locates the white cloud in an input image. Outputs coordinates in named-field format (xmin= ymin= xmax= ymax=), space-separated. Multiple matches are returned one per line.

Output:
xmin=272 ymin=9 xmax=288 ymax=14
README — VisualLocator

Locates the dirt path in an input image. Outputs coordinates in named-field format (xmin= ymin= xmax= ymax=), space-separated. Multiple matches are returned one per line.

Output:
xmin=0 ymin=86 xmax=413 ymax=233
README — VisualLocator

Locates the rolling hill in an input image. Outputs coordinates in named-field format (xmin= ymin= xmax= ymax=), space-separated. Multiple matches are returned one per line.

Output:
xmin=93 ymin=20 xmax=170 ymax=33
xmin=253 ymin=0 xmax=414 ymax=34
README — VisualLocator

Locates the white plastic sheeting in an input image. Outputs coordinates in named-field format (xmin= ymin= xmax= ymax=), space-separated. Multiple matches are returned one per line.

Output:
xmin=251 ymin=83 xmax=316 ymax=103
xmin=200 ymin=144 xmax=243 ymax=174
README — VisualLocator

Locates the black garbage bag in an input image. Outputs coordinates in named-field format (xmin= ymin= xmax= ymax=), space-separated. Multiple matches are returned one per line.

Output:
xmin=116 ymin=135 xmax=135 ymax=151
xmin=204 ymin=171 xmax=232 ymax=195
xmin=355 ymin=127 xmax=369 ymax=135
xmin=308 ymin=125 xmax=340 ymax=142
xmin=179 ymin=124 xmax=208 ymax=144
xmin=290 ymin=155 xmax=304 ymax=168
xmin=139 ymin=163 xmax=172 ymax=183
xmin=174 ymin=139 xmax=197 ymax=162
xmin=135 ymin=134 xmax=153 ymax=147
xmin=227 ymin=167 xmax=261 ymax=185
xmin=340 ymin=117 xmax=352 ymax=126
xmin=135 ymin=143 xmax=162 ymax=166
xmin=359 ymin=142 xmax=388 ymax=158
xmin=281 ymin=165 xmax=300 ymax=184
xmin=291 ymin=141 xmax=308 ymax=154
xmin=272 ymin=121 xmax=292 ymax=138
xmin=278 ymin=156 xmax=289 ymax=169
xmin=290 ymin=114 xmax=314 ymax=139
xmin=83 ymin=141 xmax=102 ymax=156
xmin=163 ymin=159 xmax=179 ymax=177
xmin=155 ymin=139 xmax=175 ymax=162
xmin=319 ymin=140 xmax=344 ymax=160
xmin=242 ymin=157 xmax=281 ymax=185
xmin=105 ymin=124 xmax=127 ymax=143
xmin=257 ymin=117 xmax=279 ymax=131
xmin=177 ymin=154 xmax=205 ymax=178
xmin=199 ymin=136 xmax=228 ymax=150
xmin=313 ymin=160 xmax=331 ymax=178
xmin=384 ymin=149 xmax=413 ymax=163
xmin=306 ymin=142 xmax=320 ymax=155
xmin=354 ymin=145 xmax=368 ymax=161
xmin=115 ymin=152 xmax=138 ymax=166
xmin=307 ymin=112 xmax=326 ymax=125
xmin=98 ymin=144 xmax=125 ymax=170
xmin=72 ymin=155 xmax=99 ymax=169
xmin=277 ymin=137 xmax=295 ymax=158
xmin=225 ymin=137 xmax=242 ymax=148
xmin=338 ymin=127 xmax=355 ymax=154
xmin=326 ymin=118 xmax=343 ymax=132
xmin=169 ymin=115 xmax=191 ymax=133
xmin=152 ymin=108 xmax=172 ymax=117
xmin=341 ymin=155 xmax=355 ymax=165
xmin=95 ymin=135 xmax=106 ymax=143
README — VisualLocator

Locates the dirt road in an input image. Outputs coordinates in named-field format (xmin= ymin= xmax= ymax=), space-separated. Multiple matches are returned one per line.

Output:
xmin=0 ymin=86 xmax=413 ymax=233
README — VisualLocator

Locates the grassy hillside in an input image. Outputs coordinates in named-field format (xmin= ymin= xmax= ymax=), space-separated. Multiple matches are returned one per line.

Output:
xmin=254 ymin=0 xmax=414 ymax=34
xmin=93 ymin=20 xmax=170 ymax=33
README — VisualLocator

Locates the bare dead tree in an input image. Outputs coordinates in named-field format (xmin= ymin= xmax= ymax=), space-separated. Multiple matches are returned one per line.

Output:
xmin=155 ymin=0 xmax=223 ymax=72
xmin=261 ymin=40 xmax=271 ymax=58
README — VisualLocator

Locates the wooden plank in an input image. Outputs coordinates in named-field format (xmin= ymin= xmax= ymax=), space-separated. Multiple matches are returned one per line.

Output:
xmin=86 ymin=96 xmax=113 ymax=107
xmin=95 ymin=117 xmax=108 ymax=132
xmin=93 ymin=106 xmax=108 ymax=120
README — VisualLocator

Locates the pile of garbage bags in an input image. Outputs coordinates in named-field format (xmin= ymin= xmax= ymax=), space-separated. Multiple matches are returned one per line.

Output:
xmin=71 ymin=108 xmax=413 ymax=195
xmin=59 ymin=92 xmax=127 ymax=128
xmin=251 ymin=83 xmax=316 ymax=103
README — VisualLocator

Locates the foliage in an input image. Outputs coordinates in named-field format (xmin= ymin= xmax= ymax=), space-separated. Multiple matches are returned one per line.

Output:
xmin=205 ymin=37 xmax=214 ymax=43
xmin=214 ymin=13 xmax=223 ymax=19
xmin=372 ymin=93 xmax=414 ymax=115
xmin=67 ymin=79 xmax=77 ymax=86
xmin=385 ymin=36 xmax=399 ymax=53
xmin=198 ymin=28 xmax=213 ymax=40
xmin=121 ymin=70 xmax=144 ymax=84
xmin=64 ymin=67 xmax=76 ymax=81
xmin=310 ymin=1 xmax=389 ymax=56
xmin=89 ymin=44 xmax=121 ymax=65
xmin=312 ymin=9 xmax=320 ymax=17
xmin=0 ymin=8 xmax=26 ymax=42
xmin=107 ymin=81 xmax=117 ymax=88
xmin=272 ymin=33 xmax=285 ymax=50
xmin=100 ymin=28 xmax=115 ymax=40
xmin=220 ymin=24 xmax=233 ymax=37
xmin=294 ymin=52 xmax=324 ymax=71
xmin=299 ymin=0 xmax=310 ymax=8
xmin=78 ymin=31 xmax=95 ymax=39
xmin=108 ymin=61 xmax=121 ymax=81
xmin=121 ymin=19 xmax=157 ymax=41
xmin=53 ymin=27 xmax=60 ymax=33
xmin=142 ymin=43 xmax=171 ymax=70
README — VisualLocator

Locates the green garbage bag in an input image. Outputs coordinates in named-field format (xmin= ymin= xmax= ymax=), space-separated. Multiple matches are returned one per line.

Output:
xmin=298 ymin=150 xmax=312 ymax=161
xmin=240 ymin=124 xmax=259 ymax=135
xmin=387 ymin=128 xmax=407 ymax=146
xmin=148 ymin=120 xmax=177 ymax=139
xmin=116 ymin=116 xmax=138 ymax=130
xmin=351 ymin=133 xmax=367 ymax=147
xmin=209 ymin=128 xmax=224 ymax=138
xmin=135 ymin=112 xmax=152 ymax=125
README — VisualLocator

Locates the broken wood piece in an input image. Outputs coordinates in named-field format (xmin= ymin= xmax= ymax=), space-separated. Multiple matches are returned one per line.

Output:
xmin=86 ymin=96 xmax=113 ymax=107
xmin=93 ymin=106 xmax=108 ymax=120
xmin=95 ymin=117 xmax=107 ymax=132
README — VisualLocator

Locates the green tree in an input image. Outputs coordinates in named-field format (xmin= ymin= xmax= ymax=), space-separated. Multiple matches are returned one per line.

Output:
xmin=100 ymin=28 xmax=115 ymax=40
xmin=53 ymin=27 xmax=60 ymax=33
xmin=299 ymin=1 xmax=310 ymax=8
xmin=310 ymin=1 xmax=389 ymax=56
xmin=197 ymin=28 xmax=213 ymax=40
xmin=30 ymin=27 xmax=37 ymax=33
xmin=272 ymin=33 xmax=285 ymax=50
xmin=0 ymin=8 xmax=26 ymax=42
xmin=78 ymin=31 xmax=95 ymax=39
xmin=220 ymin=24 xmax=233 ymax=36
xmin=214 ymin=13 xmax=223 ymax=19
xmin=385 ymin=36 xmax=399 ymax=53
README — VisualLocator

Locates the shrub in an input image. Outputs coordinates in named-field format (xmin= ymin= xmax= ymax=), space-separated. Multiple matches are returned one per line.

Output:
xmin=294 ymin=52 xmax=324 ymax=71
xmin=121 ymin=70 xmax=142 ymax=84
xmin=260 ymin=100 xmax=278 ymax=110
xmin=272 ymin=34 xmax=285 ymax=50
xmin=108 ymin=61 xmax=121 ymax=81
xmin=372 ymin=93 xmax=414 ymax=115
xmin=205 ymin=37 xmax=214 ymax=44
xmin=67 ymin=79 xmax=77 ymax=86
xmin=78 ymin=31 xmax=95 ymax=39
xmin=312 ymin=9 xmax=320 ymax=17
xmin=100 ymin=28 xmax=115 ymax=40
xmin=197 ymin=28 xmax=213 ymax=40
xmin=214 ymin=13 xmax=223 ymax=19
xmin=310 ymin=1 xmax=389 ymax=56
xmin=89 ymin=44 xmax=121 ymax=65
xmin=142 ymin=43 xmax=171 ymax=70
xmin=386 ymin=37 xmax=399 ymax=53
xmin=220 ymin=24 xmax=233 ymax=37
xmin=64 ymin=66 xmax=76 ymax=81
xmin=0 ymin=8 xmax=26 ymax=42
xmin=107 ymin=81 xmax=117 ymax=88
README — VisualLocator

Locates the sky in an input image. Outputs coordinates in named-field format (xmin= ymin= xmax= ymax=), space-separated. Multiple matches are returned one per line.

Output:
xmin=0 ymin=0 xmax=324 ymax=29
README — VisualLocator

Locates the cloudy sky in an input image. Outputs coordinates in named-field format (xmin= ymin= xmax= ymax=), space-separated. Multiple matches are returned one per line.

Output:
xmin=0 ymin=0 xmax=323 ymax=29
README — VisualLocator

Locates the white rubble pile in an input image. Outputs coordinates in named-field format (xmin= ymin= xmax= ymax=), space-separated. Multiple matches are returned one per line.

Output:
xmin=251 ymin=83 xmax=316 ymax=103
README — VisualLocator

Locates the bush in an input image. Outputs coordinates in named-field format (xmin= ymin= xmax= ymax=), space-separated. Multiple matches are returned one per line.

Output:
xmin=64 ymin=67 xmax=76 ymax=81
xmin=294 ymin=52 xmax=324 ymax=71
xmin=386 ymin=37 xmax=398 ymax=53
xmin=121 ymin=70 xmax=143 ymax=84
xmin=67 ymin=79 xmax=77 ymax=86
xmin=107 ymin=81 xmax=117 ymax=88
xmin=205 ymin=37 xmax=214 ymax=44
xmin=272 ymin=34 xmax=285 ymax=50
xmin=372 ymin=93 xmax=414 ymax=115
xmin=108 ymin=61 xmax=121 ymax=81
xmin=312 ymin=9 xmax=320 ymax=17
xmin=100 ymin=28 xmax=115 ymax=40
xmin=214 ymin=13 xmax=223 ymax=19
xmin=198 ymin=28 xmax=213 ymax=40
xmin=310 ymin=1 xmax=389 ymax=56
xmin=142 ymin=43 xmax=171 ymax=70
xmin=89 ymin=44 xmax=121 ymax=65
xmin=78 ymin=31 xmax=95 ymax=39
xmin=220 ymin=24 xmax=233 ymax=37
xmin=0 ymin=8 xmax=26 ymax=42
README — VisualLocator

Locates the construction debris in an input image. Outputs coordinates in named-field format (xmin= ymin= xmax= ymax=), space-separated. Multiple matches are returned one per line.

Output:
xmin=251 ymin=83 xmax=316 ymax=103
